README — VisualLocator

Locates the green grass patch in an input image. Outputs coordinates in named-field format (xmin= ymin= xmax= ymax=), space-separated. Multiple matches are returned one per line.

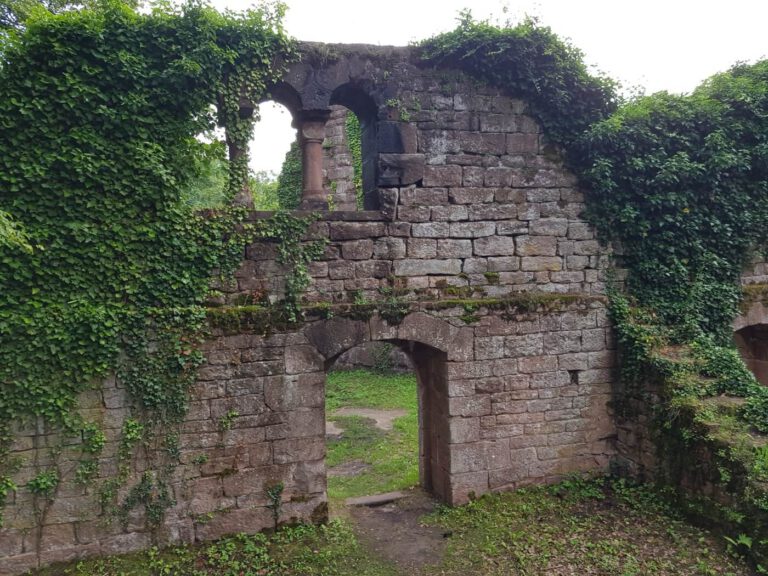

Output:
xmin=32 ymin=476 xmax=753 ymax=575
xmin=325 ymin=369 xmax=418 ymax=412
xmin=422 ymin=477 xmax=751 ymax=576
xmin=325 ymin=370 xmax=419 ymax=501
xmin=32 ymin=521 xmax=397 ymax=576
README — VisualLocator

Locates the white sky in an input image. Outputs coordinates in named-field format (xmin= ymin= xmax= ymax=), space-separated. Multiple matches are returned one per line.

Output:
xmin=210 ymin=0 xmax=768 ymax=174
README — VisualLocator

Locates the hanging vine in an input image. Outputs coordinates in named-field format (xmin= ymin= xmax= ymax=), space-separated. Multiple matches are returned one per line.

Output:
xmin=0 ymin=0 xmax=294 ymax=527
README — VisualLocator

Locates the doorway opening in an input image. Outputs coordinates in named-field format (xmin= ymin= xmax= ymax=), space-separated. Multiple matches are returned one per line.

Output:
xmin=735 ymin=324 xmax=768 ymax=385
xmin=324 ymin=340 xmax=447 ymax=505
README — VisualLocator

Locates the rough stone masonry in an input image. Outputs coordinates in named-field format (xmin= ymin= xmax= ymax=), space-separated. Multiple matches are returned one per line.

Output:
xmin=1 ymin=42 xmax=623 ymax=574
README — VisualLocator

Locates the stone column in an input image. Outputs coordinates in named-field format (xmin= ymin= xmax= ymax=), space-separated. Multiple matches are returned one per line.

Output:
xmin=297 ymin=110 xmax=331 ymax=210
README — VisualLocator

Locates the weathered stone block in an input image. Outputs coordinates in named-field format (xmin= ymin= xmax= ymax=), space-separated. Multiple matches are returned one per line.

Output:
xmin=450 ymin=221 xmax=496 ymax=238
xmin=516 ymin=235 xmax=557 ymax=256
xmin=273 ymin=437 xmax=324 ymax=464
xmin=397 ymin=205 xmax=431 ymax=222
xmin=424 ymin=165 xmax=462 ymax=187
xmin=340 ymin=239 xmax=374 ymax=260
xmin=520 ymin=256 xmax=562 ymax=271
xmin=393 ymin=259 xmax=461 ymax=276
xmin=450 ymin=187 xmax=494 ymax=204
xmin=474 ymin=236 xmax=515 ymax=257
xmin=328 ymin=222 xmax=386 ymax=240
xmin=412 ymin=222 xmax=449 ymax=238
xmin=407 ymin=238 xmax=437 ymax=258
xmin=431 ymin=205 xmax=468 ymax=221
xmin=506 ymin=133 xmax=539 ymax=154
xmin=518 ymin=356 xmax=558 ymax=374
xmin=469 ymin=204 xmax=517 ymax=221
xmin=399 ymin=187 xmax=448 ymax=206
xmin=437 ymin=239 xmax=472 ymax=258
xmin=378 ymin=154 xmax=426 ymax=186
xmin=195 ymin=507 xmax=273 ymax=541
xmin=483 ymin=167 xmax=514 ymax=187
xmin=284 ymin=346 xmax=324 ymax=375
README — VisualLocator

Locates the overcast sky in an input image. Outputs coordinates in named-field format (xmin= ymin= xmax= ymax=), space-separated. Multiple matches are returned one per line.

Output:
xmin=208 ymin=0 xmax=768 ymax=174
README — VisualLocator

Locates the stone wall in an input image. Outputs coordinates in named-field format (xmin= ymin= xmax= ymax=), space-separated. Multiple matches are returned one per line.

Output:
xmin=322 ymin=106 xmax=358 ymax=211
xmin=0 ymin=43 xmax=619 ymax=574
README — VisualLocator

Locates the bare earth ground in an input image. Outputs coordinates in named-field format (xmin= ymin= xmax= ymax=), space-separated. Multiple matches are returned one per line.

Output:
xmin=348 ymin=490 xmax=447 ymax=571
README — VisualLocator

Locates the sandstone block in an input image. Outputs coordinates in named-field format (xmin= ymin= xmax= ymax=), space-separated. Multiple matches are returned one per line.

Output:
xmin=407 ymin=238 xmax=437 ymax=258
xmin=393 ymin=259 xmax=461 ymax=276
xmin=450 ymin=187 xmax=493 ymax=204
xmin=520 ymin=256 xmax=562 ymax=271
xmin=450 ymin=221 xmax=496 ymax=238
xmin=340 ymin=239 xmax=374 ymax=260
xmin=474 ymin=236 xmax=515 ymax=257
xmin=412 ymin=222 xmax=449 ymax=238
xmin=328 ymin=222 xmax=386 ymax=240
xmin=424 ymin=165 xmax=462 ymax=187
xmin=431 ymin=205 xmax=468 ymax=221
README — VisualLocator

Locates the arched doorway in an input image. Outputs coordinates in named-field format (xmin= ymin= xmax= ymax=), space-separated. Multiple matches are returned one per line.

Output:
xmin=735 ymin=324 xmax=768 ymax=385
xmin=324 ymin=339 xmax=448 ymax=501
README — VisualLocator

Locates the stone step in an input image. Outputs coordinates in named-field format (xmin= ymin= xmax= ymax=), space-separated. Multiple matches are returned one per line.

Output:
xmin=345 ymin=491 xmax=408 ymax=507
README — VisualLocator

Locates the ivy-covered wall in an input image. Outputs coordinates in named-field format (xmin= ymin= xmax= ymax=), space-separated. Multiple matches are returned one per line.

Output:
xmin=2 ymin=6 xmax=768 ymax=573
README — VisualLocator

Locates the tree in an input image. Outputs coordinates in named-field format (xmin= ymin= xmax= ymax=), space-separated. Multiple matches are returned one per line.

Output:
xmin=1 ymin=0 xmax=138 ymax=30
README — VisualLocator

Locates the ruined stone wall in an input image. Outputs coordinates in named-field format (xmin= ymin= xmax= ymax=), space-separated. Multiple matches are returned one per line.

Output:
xmin=0 ymin=44 xmax=619 ymax=574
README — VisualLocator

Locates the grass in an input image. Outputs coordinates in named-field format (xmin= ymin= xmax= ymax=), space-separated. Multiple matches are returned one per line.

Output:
xmin=422 ymin=476 xmax=753 ymax=576
xmin=32 ymin=477 xmax=754 ymax=576
xmin=325 ymin=369 xmax=419 ymax=501
xmin=32 ymin=521 xmax=397 ymax=576
xmin=325 ymin=369 xmax=418 ymax=412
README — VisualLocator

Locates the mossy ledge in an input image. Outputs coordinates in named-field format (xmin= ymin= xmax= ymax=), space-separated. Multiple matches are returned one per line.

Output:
xmin=206 ymin=292 xmax=606 ymax=334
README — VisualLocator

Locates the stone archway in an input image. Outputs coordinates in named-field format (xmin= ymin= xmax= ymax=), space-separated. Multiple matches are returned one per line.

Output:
xmin=304 ymin=313 xmax=455 ymax=501
xmin=734 ymin=301 xmax=768 ymax=385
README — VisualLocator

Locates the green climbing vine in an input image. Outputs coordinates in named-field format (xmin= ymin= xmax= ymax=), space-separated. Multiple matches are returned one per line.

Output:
xmin=0 ymin=0 xmax=294 ymax=528
xmin=276 ymin=139 xmax=303 ymax=209
xmin=344 ymin=112 xmax=363 ymax=209
xmin=425 ymin=15 xmax=768 ymax=561
xmin=419 ymin=11 xmax=618 ymax=149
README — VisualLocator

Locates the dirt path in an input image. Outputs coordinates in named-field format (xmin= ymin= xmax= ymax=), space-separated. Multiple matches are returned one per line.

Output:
xmin=327 ymin=405 xmax=445 ymax=572
xmin=346 ymin=489 xmax=447 ymax=573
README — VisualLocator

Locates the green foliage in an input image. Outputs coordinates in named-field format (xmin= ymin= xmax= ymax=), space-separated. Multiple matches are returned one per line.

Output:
xmin=27 ymin=469 xmax=58 ymax=498
xmin=0 ymin=475 xmax=16 ymax=524
xmin=217 ymin=409 xmax=238 ymax=432
xmin=0 ymin=0 xmax=293 ymax=524
xmin=578 ymin=61 xmax=768 ymax=342
xmin=256 ymin=211 xmax=325 ymax=320
xmin=250 ymin=170 xmax=279 ymax=210
xmin=0 ymin=209 xmax=32 ymax=251
xmin=32 ymin=520 xmax=398 ymax=576
xmin=419 ymin=11 xmax=618 ymax=148
xmin=344 ymin=112 xmax=363 ymax=209
xmin=266 ymin=481 xmax=283 ymax=528
xmin=181 ymin=140 xmax=229 ymax=209
xmin=0 ymin=0 xmax=139 ymax=31
xmin=325 ymin=369 xmax=418 ymax=501
xmin=276 ymin=139 xmax=302 ymax=209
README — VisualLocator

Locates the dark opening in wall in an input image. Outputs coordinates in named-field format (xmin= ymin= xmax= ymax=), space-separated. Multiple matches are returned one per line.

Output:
xmin=735 ymin=324 xmax=768 ymax=385
xmin=329 ymin=83 xmax=379 ymax=210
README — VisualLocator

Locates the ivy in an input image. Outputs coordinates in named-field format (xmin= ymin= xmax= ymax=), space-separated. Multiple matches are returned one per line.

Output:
xmin=577 ymin=64 xmax=768 ymax=343
xmin=276 ymin=139 xmax=302 ymax=209
xmin=0 ymin=0 xmax=293 ymax=527
xmin=256 ymin=212 xmax=326 ymax=321
xmin=344 ymin=112 xmax=363 ymax=210
xmin=419 ymin=12 xmax=618 ymax=149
